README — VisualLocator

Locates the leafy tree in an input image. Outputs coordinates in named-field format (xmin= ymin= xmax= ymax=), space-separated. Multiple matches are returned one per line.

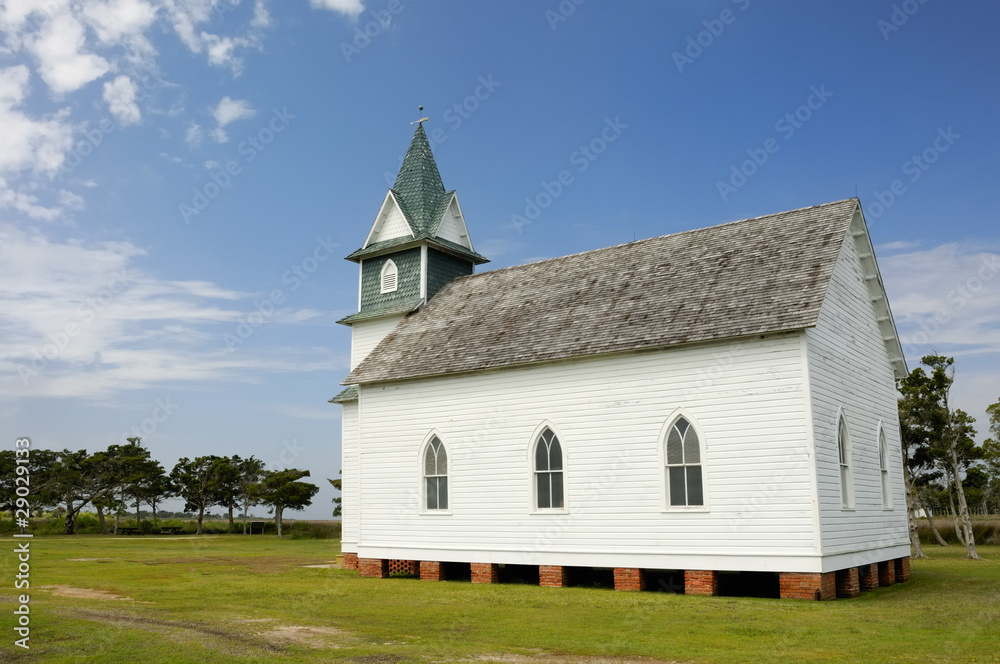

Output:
xmin=234 ymin=456 xmax=267 ymax=535
xmin=328 ymin=470 xmax=342 ymax=518
xmin=170 ymin=456 xmax=222 ymax=534
xmin=209 ymin=457 xmax=240 ymax=533
xmin=140 ymin=460 xmax=173 ymax=529
xmin=258 ymin=469 xmax=319 ymax=537
xmin=898 ymin=356 xmax=982 ymax=559
xmin=984 ymin=398 xmax=1000 ymax=514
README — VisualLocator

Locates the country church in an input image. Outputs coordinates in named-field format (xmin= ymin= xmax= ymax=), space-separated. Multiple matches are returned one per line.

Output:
xmin=331 ymin=124 xmax=912 ymax=600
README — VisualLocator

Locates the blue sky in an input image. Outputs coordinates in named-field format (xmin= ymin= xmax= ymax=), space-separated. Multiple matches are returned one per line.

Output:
xmin=2 ymin=1 xmax=998 ymax=519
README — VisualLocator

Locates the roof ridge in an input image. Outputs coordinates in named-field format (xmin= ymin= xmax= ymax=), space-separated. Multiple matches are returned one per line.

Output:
xmin=451 ymin=198 xmax=858 ymax=282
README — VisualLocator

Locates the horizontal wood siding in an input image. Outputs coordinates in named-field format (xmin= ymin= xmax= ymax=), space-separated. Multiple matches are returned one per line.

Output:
xmin=356 ymin=333 xmax=820 ymax=570
xmin=806 ymin=225 xmax=909 ymax=555
xmin=351 ymin=315 xmax=405 ymax=370
xmin=341 ymin=401 xmax=359 ymax=550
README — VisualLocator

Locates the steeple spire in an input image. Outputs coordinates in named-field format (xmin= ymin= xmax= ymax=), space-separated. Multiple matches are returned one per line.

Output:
xmin=391 ymin=123 xmax=446 ymax=235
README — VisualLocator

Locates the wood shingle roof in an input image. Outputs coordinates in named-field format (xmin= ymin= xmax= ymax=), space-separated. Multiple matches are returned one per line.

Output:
xmin=344 ymin=198 xmax=860 ymax=385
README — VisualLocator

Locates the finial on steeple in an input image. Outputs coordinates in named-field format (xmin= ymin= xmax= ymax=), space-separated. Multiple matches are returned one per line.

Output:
xmin=410 ymin=105 xmax=430 ymax=125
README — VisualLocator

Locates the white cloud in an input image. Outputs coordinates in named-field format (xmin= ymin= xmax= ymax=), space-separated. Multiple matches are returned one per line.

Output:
xmin=184 ymin=122 xmax=204 ymax=148
xmin=251 ymin=0 xmax=272 ymax=28
xmin=81 ymin=0 xmax=158 ymax=44
xmin=0 ymin=66 xmax=75 ymax=177
xmin=103 ymin=75 xmax=141 ymax=126
xmin=29 ymin=12 xmax=110 ymax=94
xmin=310 ymin=0 xmax=365 ymax=17
xmin=876 ymin=240 xmax=920 ymax=252
xmin=0 ymin=178 xmax=61 ymax=220
xmin=0 ymin=223 xmax=336 ymax=399
xmin=211 ymin=96 xmax=254 ymax=143
xmin=58 ymin=189 xmax=86 ymax=210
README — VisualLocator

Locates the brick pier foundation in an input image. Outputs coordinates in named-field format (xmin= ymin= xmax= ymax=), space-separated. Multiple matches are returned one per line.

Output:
xmin=358 ymin=558 xmax=389 ymax=578
xmin=858 ymin=563 xmax=879 ymax=591
xmin=539 ymin=565 xmax=569 ymax=587
xmin=836 ymin=567 xmax=860 ymax=598
xmin=779 ymin=572 xmax=836 ymax=600
xmin=420 ymin=561 xmax=444 ymax=581
xmin=894 ymin=556 xmax=910 ymax=582
xmin=613 ymin=568 xmax=645 ymax=591
xmin=472 ymin=562 xmax=500 ymax=584
xmin=684 ymin=570 xmax=718 ymax=596
xmin=342 ymin=553 xmax=358 ymax=570
xmin=878 ymin=560 xmax=896 ymax=586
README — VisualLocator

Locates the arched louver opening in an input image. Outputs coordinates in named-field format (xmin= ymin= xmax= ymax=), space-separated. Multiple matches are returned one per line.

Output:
xmin=380 ymin=259 xmax=398 ymax=293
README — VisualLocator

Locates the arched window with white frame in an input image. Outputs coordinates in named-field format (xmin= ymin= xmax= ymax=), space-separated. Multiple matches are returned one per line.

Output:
xmin=665 ymin=416 xmax=703 ymax=507
xmin=879 ymin=426 xmax=892 ymax=509
xmin=423 ymin=436 xmax=448 ymax=510
xmin=838 ymin=414 xmax=853 ymax=508
xmin=380 ymin=259 xmax=398 ymax=293
xmin=533 ymin=428 xmax=564 ymax=509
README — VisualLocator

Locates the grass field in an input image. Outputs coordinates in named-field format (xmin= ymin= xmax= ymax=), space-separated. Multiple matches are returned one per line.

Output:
xmin=2 ymin=537 xmax=998 ymax=663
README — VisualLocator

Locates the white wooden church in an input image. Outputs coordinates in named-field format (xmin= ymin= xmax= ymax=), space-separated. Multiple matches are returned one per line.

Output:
xmin=331 ymin=124 xmax=912 ymax=600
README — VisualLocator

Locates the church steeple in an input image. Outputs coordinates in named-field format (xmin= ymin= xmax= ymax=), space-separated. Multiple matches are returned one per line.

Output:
xmin=391 ymin=124 xmax=447 ymax=234
xmin=337 ymin=120 xmax=489 ymax=331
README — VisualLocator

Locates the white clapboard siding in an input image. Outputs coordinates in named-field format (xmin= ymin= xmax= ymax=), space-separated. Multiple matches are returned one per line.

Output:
xmin=806 ymin=223 xmax=909 ymax=557
xmin=436 ymin=197 xmax=470 ymax=248
xmin=355 ymin=332 xmax=824 ymax=571
xmin=350 ymin=314 xmax=406 ymax=370
xmin=341 ymin=401 xmax=360 ymax=550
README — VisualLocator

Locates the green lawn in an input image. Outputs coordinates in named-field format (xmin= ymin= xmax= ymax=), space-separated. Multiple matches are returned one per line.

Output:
xmin=3 ymin=537 xmax=998 ymax=663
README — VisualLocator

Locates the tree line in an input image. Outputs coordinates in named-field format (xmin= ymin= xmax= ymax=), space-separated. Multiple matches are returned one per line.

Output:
xmin=0 ymin=438 xmax=321 ymax=537
xmin=899 ymin=355 xmax=1000 ymax=560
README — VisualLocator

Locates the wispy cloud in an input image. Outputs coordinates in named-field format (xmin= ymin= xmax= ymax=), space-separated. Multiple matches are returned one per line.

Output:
xmin=0 ymin=224 xmax=345 ymax=399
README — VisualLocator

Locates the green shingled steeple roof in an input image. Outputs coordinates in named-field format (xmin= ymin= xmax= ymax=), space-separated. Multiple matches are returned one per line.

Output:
xmin=391 ymin=124 xmax=447 ymax=235
xmin=346 ymin=123 xmax=489 ymax=265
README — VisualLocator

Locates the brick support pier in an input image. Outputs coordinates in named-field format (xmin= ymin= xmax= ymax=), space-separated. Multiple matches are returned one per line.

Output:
xmin=858 ymin=563 xmax=878 ymax=592
xmin=613 ymin=568 xmax=645 ymax=592
xmin=539 ymin=565 xmax=569 ymax=588
xmin=358 ymin=558 xmax=389 ymax=578
xmin=878 ymin=560 xmax=896 ymax=586
xmin=420 ymin=561 xmax=444 ymax=581
xmin=779 ymin=572 xmax=836 ymax=600
xmin=472 ymin=562 xmax=500 ymax=584
xmin=684 ymin=570 xmax=718 ymax=595
xmin=836 ymin=567 xmax=860 ymax=598
xmin=894 ymin=556 xmax=911 ymax=582
xmin=342 ymin=553 xmax=358 ymax=570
